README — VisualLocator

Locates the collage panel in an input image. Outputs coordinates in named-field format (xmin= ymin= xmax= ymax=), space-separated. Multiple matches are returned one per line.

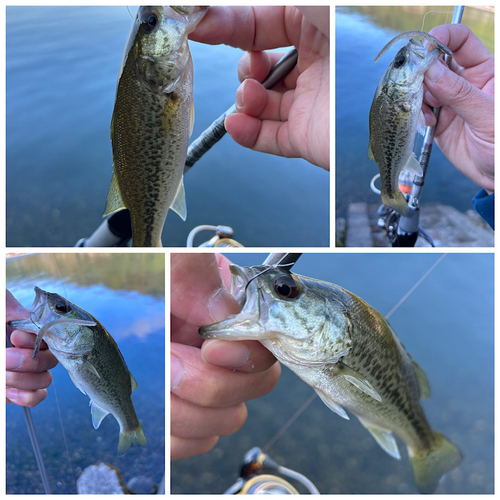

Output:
xmin=335 ymin=6 xmax=493 ymax=247
xmin=171 ymin=252 xmax=493 ymax=494
xmin=6 ymin=253 xmax=165 ymax=493
xmin=6 ymin=5 xmax=329 ymax=249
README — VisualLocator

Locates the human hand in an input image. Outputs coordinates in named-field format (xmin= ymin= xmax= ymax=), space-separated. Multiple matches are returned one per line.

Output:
xmin=6 ymin=290 xmax=58 ymax=407
xmin=171 ymin=254 xmax=281 ymax=460
xmin=191 ymin=6 xmax=330 ymax=170
xmin=422 ymin=24 xmax=494 ymax=193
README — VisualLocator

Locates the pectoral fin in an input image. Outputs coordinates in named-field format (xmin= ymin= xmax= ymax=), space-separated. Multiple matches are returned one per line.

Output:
xmin=103 ymin=170 xmax=126 ymax=217
xmin=358 ymin=416 xmax=401 ymax=460
xmin=339 ymin=362 xmax=382 ymax=402
xmin=90 ymin=400 xmax=109 ymax=429
xmin=170 ymin=178 xmax=187 ymax=221
xmin=404 ymin=153 xmax=423 ymax=176
xmin=83 ymin=359 xmax=100 ymax=379
xmin=314 ymin=388 xmax=349 ymax=420
xmin=416 ymin=110 xmax=426 ymax=136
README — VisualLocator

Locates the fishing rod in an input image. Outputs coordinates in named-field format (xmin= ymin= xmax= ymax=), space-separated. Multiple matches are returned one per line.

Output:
xmin=375 ymin=6 xmax=464 ymax=247
xmin=76 ymin=48 xmax=298 ymax=248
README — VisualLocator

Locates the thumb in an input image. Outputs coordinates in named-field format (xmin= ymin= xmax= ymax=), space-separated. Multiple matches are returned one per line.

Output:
xmin=424 ymin=59 xmax=493 ymax=132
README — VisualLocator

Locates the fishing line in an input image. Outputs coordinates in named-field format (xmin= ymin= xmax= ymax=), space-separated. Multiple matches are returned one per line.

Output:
xmin=420 ymin=9 xmax=455 ymax=32
xmin=385 ymin=253 xmax=447 ymax=319
xmin=50 ymin=254 xmax=78 ymax=492
xmin=261 ymin=254 xmax=448 ymax=453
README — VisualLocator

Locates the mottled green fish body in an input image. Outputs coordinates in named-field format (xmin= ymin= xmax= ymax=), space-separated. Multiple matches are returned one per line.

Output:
xmin=104 ymin=6 xmax=208 ymax=247
xmin=200 ymin=265 xmax=462 ymax=493
xmin=10 ymin=287 xmax=146 ymax=455
xmin=368 ymin=35 xmax=443 ymax=216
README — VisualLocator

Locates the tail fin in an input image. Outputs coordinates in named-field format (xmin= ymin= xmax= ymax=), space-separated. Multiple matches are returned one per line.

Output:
xmin=117 ymin=424 xmax=147 ymax=456
xmin=409 ymin=431 xmax=463 ymax=493
xmin=382 ymin=191 xmax=411 ymax=217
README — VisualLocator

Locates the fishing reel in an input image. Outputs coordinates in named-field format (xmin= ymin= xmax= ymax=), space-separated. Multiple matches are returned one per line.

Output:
xmin=186 ymin=225 xmax=244 ymax=247
xmin=370 ymin=173 xmax=435 ymax=247
xmin=224 ymin=447 xmax=319 ymax=494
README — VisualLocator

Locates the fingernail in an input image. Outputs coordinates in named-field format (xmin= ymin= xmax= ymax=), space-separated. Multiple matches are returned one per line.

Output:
xmin=235 ymin=81 xmax=245 ymax=111
xmin=203 ymin=340 xmax=250 ymax=368
xmin=206 ymin=286 xmax=235 ymax=322
xmin=426 ymin=60 xmax=445 ymax=83
xmin=238 ymin=52 xmax=250 ymax=80
xmin=6 ymin=351 xmax=23 ymax=371
xmin=171 ymin=355 xmax=184 ymax=390
xmin=6 ymin=388 xmax=18 ymax=402
xmin=17 ymin=305 xmax=30 ymax=317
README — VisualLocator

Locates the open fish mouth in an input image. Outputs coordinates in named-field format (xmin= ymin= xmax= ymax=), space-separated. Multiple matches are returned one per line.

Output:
xmin=29 ymin=286 xmax=48 ymax=324
xmin=199 ymin=265 xmax=270 ymax=340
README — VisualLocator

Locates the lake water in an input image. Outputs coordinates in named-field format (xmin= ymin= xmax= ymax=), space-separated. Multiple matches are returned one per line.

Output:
xmin=6 ymin=6 xmax=329 ymax=248
xmin=171 ymin=252 xmax=493 ymax=494
xmin=6 ymin=253 xmax=165 ymax=494
xmin=335 ymin=6 xmax=494 ymax=218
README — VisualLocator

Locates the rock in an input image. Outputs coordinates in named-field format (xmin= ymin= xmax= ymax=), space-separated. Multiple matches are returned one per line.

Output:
xmin=345 ymin=203 xmax=373 ymax=247
xmin=127 ymin=476 xmax=156 ymax=494
xmin=77 ymin=463 xmax=129 ymax=494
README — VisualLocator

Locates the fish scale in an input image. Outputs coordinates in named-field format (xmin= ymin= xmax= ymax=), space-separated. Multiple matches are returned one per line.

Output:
xmin=104 ymin=7 xmax=208 ymax=247
xmin=200 ymin=264 xmax=463 ymax=493
xmin=368 ymin=34 xmax=450 ymax=216
xmin=10 ymin=287 xmax=146 ymax=456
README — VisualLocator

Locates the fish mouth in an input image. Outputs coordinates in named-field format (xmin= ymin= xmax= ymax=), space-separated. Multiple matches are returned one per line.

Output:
xmin=29 ymin=286 xmax=48 ymax=324
xmin=199 ymin=264 xmax=269 ymax=341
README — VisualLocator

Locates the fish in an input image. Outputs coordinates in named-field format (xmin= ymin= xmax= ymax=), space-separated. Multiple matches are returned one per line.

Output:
xmin=368 ymin=31 xmax=452 ymax=216
xmin=200 ymin=264 xmax=463 ymax=493
xmin=10 ymin=286 xmax=147 ymax=455
xmin=103 ymin=6 xmax=209 ymax=247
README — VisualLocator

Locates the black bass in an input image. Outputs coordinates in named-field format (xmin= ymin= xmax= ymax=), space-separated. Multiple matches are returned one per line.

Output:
xmin=10 ymin=287 xmax=146 ymax=455
xmin=200 ymin=265 xmax=462 ymax=493
xmin=104 ymin=6 xmax=208 ymax=247
xmin=368 ymin=31 xmax=451 ymax=216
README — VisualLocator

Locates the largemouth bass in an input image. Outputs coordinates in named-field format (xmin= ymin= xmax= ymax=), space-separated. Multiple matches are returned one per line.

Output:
xmin=103 ymin=6 xmax=208 ymax=247
xmin=10 ymin=287 xmax=146 ymax=455
xmin=368 ymin=31 xmax=451 ymax=216
xmin=200 ymin=265 xmax=463 ymax=493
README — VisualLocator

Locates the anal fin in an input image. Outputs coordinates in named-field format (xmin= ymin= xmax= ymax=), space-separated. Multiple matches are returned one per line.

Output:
xmin=358 ymin=416 xmax=401 ymax=460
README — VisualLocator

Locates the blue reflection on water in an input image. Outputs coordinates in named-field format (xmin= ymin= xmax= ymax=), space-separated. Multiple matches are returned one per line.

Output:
xmin=7 ymin=256 xmax=165 ymax=494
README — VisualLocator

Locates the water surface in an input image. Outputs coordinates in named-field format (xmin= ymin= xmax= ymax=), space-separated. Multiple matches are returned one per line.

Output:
xmin=171 ymin=253 xmax=493 ymax=494
xmin=6 ymin=6 xmax=329 ymax=247
xmin=7 ymin=253 xmax=165 ymax=494
xmin=335 ymin=6 xmax=494 ymax=218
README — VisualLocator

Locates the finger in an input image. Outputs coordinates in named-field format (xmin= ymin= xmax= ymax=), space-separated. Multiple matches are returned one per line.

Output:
xmin=6 ymin=347 xmax=58 ymax=373
xmin=10 ymin=329 xmax=48 ymax=351
xmin=429 ymin=25 xmax=492 ymax=69
xmin=171 ymin=435 xmax=219 ymax=461
xmin=235 ymin=79 xmax=293 ymax=122
xmin=189 ymin=6 xmax=298 ymax=51
xmin=171 ymin=393 xmax=247 ymax=439
xmin=6 ymin=290 xmax=30 ymax=322
xmin=297 ymin=7 xmax=329 ymax=38
xmin=171 ymin=344 xmax=280 ymax=408
xmin=6 ymin=370 xmax=52 ymax=391
xmin=201 ymin=339 xmax=277 ymax=372
xmin=225 ymin=113 xmax=297 ymax=160
xmin=171 ymin=254 xmax=241 ymax=327
xmin=171 ymin=315 xmax=204 ymax=348
xmin=424 ymin=58 xmax=494 ymax=132
xmin=6 ymin=388 xmax=48 ymax=407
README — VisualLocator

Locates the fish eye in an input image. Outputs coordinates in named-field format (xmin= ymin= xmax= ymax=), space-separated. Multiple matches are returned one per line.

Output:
xmin=274 ymin=275 xmax=300 ymax=299
xmin=394 ymin=55 xmax=406 ymax=69
xmin=141 ymin=12 xmax=158 ymax=32
xmin=55 ymin=301 xmax=71 ymax=314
